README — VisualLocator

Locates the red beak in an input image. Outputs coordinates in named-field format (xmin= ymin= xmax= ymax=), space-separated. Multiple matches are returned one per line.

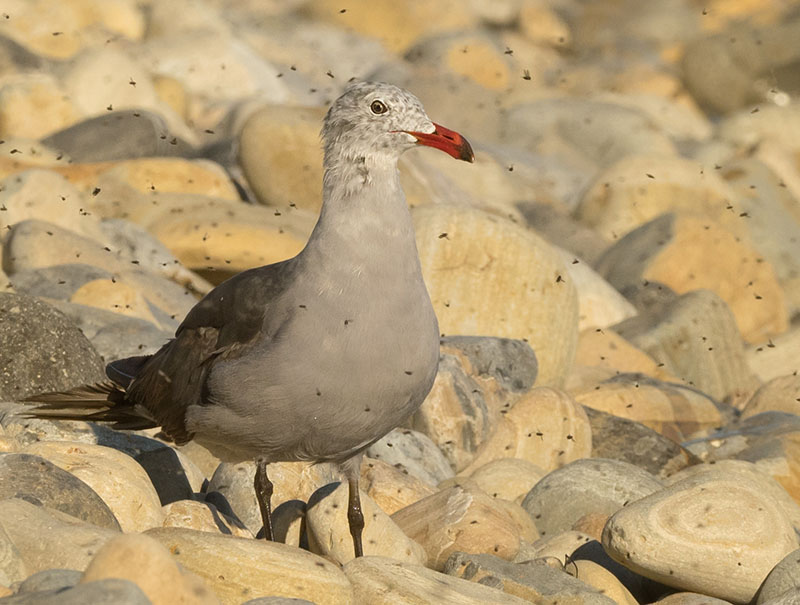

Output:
xmin=404 ymin=122 xmax=474 ymax=163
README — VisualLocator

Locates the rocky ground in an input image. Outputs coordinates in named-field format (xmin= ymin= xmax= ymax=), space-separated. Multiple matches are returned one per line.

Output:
xmin=0 ymin=0 xmax=799 ymax=603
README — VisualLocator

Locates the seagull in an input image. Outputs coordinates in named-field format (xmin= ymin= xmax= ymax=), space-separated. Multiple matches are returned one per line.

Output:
xmin=26 ymin=81 xmax=474 ymax=557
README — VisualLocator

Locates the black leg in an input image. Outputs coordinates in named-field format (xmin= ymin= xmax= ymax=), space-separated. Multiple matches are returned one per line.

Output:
xmin=254 ymin=459 xmax=274 ymax=541
xmin=346 ymin=474 xmax=365 ymax=558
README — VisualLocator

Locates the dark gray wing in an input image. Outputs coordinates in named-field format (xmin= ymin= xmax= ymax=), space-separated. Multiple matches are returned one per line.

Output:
xmin=117 ymin=261 xmax=294 ymax=443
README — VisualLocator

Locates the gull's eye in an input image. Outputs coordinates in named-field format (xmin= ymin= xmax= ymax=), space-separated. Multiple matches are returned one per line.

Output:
xmin=370 ymin=100 xmax=388 ymax=115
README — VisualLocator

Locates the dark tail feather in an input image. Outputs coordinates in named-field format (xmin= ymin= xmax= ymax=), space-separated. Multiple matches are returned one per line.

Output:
xmin=23 ymin=381 xmax=159 ymax=431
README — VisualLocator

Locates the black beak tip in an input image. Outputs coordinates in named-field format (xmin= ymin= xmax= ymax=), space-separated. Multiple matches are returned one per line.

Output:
xmin=460 ymin=139 xmax=475 ymax=163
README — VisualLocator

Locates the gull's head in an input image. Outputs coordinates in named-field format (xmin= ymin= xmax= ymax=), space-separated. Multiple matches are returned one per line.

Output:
xmin=322 ymin=81 xmax=474 ymax=167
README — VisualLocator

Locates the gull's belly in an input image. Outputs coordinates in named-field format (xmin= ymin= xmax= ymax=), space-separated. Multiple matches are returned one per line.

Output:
xmin=288 ymin=301 xmax=440 ymax=459
xmin=196 ymin=287 xmax=440 ymax=463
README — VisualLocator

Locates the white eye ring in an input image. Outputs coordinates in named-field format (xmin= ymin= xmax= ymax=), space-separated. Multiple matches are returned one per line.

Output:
xmin=370 ymin=100 xmax=388 ymax=114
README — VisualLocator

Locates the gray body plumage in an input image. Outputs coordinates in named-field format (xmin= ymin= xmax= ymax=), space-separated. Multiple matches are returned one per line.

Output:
xmin=187 ymin=155 xmax=439 ymax=463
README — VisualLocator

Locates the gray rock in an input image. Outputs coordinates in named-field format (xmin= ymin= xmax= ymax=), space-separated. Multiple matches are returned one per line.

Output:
xmin=444 ymin=551 xmax=616 ymax=605
xmin=756 ymin=547 xmax=800 ymax=604
xmin=0 ymin=293 xmax=105 ymax=400
xmin=684 ymin=411 xmax=800 ymax=462
xmin=206 ymin=462 xmax=260 ymax=533
xmin=134 ymin=447 xmax=196 ymax=505
xmin=16 ymin=569 xmax=82 ymax=594
xmin=761 ymin=588 xmax=800 ymax=605
xmin=517 ymin=202 xmax=609 ymax=266
xmin=0 ymin=34 xmax=46 ymax=74
xmin=441 ymin=336 xmax=537 ymax=393
xmin=8 ymin=265 xmax=112 ymax=301
xmin=0 ymin=453 xmax=120 ymax=531
xmin=682 ymin=19 xmax=800 ymax=114
xmin=521 ymin=458 xmax=663 ymax=537
xmin=583 ymin=406 xmax=700 ymax=479
xmin=43 ymin=300 xmax=171 ymax=362
xmin=1 ymin=578 xmax=151 ymax=604
xmin=41 ymin=109 xmax=194 ymax=162
xmin=504 ymin=98 xmax=675 ymax=172
xmin=366 ymin=428 xmax=454 ymax=486
xmin=408 ymin=352 xmax=493 ymax=472
xmin=97 ymin=219 xmax=211 ymax=296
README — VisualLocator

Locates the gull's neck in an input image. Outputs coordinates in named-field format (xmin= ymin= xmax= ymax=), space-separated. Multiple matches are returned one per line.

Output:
xmin=301 ymin=147 xmax=421 ymax=272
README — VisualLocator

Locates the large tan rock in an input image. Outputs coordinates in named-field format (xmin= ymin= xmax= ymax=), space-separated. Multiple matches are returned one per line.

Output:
xmin=602 ymin=474 xmax=799 ymax=604
xmin=557 ymin=250 xmax=637 ymax=331
xmin=615 ymin=289 xmax=761 ymax=407
xmin=93 ymin=158 xmax=240 ymax=201
xmin=303 ymin=0 xmax=478 ymax=53
xmin=399 ymin=150 xmax=525 ymax=219
xmin=88 ymin=180 xmax=315 ymax=274
xmin=0 ymin=0 xmax=145 ymax=59
xmin=392 ymin=485 xmax=521 ymax=570
xmin=360 ymin=457 xmax=436 ymax=515
xmin=466 ymin=457 xmax=547 ymax=503
xmin=161 ymin=500 xmax=252 ymax=539
xmin=239 ymin=105 xmax=326 ymax=212
xmin=519 ymin=0 xmax=572 ymax=47
xmin=22 ymin=441 xmax=163 ymax=533
xmin=70 ymin=278 xmax=161 ymax=325
xmin=572 ymin=328 xmax=678 ymax=383
xmin=522 ymin=458 xmax=663 ymax=539
xmin=345 ymin=556 xmax=529 ymax=604
xmin=4 ymin=220 xmax=197 ymax=328
xmin=406 ymin=32 xmax=511 ymax=91
xmin=576 ymin=154 xmax=745 ymax=242
xmin=408 ymin=351 xmax=495 ymax=472
xmin=463 ymin=387 xmax=592 ymax=474
xmin=80 ymin=533 xmax=219 ymax=605
xmin=62 ymin=46 xmax=191 ymax=141
xmin=409 ymin=147 xmax=545 ymax=220
xmin=0 ymin=73 xmax=80 ymax=139
xmin=747 ymin=325 xmax=800 ymax=382
xmin=572 ymin=376 xmax=723 ymax=442
xmin=0 ymin=169 xmax=106 ymax=242
xmin=305 ymin=482 xmax=427 ymax=565
xmin=596 ymin=213 xmax=788 ymax=343
xmin=413 ymin=205 xmax=579 ymax=386
xmin=145 ymin=527 xmax=353 ymax=605
xmin=137 ymin=30 xmax=288 ymax=117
